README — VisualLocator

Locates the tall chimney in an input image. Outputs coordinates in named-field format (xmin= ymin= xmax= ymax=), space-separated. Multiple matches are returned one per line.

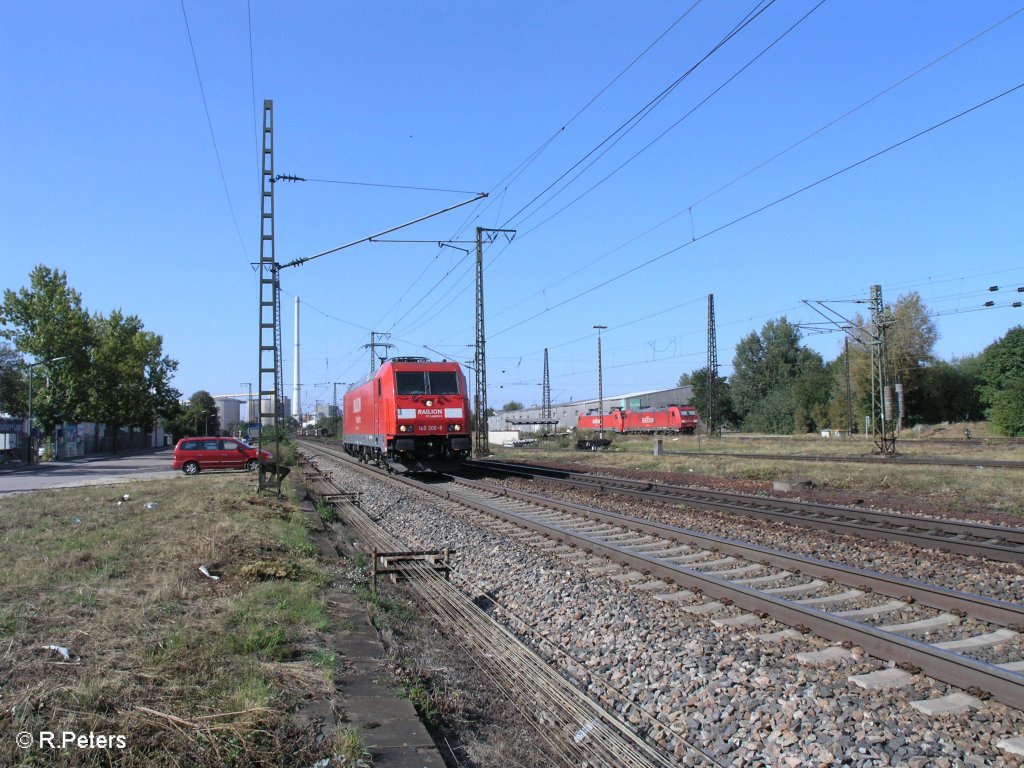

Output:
xmin=293 ymin=296 xmax=301 ymax=421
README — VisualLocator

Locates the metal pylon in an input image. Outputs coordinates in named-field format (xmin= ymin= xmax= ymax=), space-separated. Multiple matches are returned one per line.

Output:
xmin=706 ymin=293 xmax=720 ymax=437
xmin=474 ymin=228 xmax=489 ymax=457
xmin=542 ymin=348 xmax=551 ymax=422
xmin=257 ymin=99 xmax=282 ymax=491
xmin=473 ymin=226 xmax=516 ymax=457
xmin=869 ymin=284 xmax=897 ymax=455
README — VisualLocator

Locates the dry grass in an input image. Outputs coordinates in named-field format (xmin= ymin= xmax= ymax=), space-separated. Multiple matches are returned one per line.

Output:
xmin=0 ymin=474 xmax=338 ymax=766
xmin=497 ymin=427 xmax=1024 ymax=517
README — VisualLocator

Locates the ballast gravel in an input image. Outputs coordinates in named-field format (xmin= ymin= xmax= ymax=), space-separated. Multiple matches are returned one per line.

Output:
xmin=320 ymin=458 xmax=1024 ymax=767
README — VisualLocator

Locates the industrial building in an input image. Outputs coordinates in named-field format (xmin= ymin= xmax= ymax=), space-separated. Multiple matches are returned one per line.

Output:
xmin=213 ymin=397 xmax=242 ymax=429
xmin=487 ymin=385 xmax=695 ymax=435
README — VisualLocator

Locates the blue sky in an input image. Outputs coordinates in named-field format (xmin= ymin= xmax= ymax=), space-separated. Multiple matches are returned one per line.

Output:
xmin=3 ymin=1 xmax=1022 ymax=415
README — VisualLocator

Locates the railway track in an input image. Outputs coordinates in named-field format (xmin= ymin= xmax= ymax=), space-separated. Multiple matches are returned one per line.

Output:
xmin=464 ymin=458 xmax=1024 ymax=562
xmin=675 ymin=450 xmax=1024 ymax=470
xmin=297 ymin=443 xmax=696 ymax=767
xmin=298 ymin=441 xmax=1024 ymax=762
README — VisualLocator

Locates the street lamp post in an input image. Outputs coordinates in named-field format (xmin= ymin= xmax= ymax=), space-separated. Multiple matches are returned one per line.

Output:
xmin=240 ymin=382 xmax=252 ymax=435
xmin=26 ymin=356 xmax=67 ymax=464
xmin=593 ymin=325 xmax=607 ymax=439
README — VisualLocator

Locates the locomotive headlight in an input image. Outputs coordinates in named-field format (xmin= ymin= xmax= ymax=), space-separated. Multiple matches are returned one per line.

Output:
xmin=399 ymin=424 xmax=413 ymax=432
xmin=449 ymin=423 xmax=461 ymax=432
xmin=425 ymin=399 xmax=434 ymax=407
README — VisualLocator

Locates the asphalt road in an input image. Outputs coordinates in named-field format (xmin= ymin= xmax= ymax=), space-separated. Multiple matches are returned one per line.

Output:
xmin=0 ymin=450 xmax=179 ymax=495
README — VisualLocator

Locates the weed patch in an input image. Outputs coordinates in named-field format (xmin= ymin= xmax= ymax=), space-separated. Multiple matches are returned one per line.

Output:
xmin=0 ymin=474 xmax=333 ymax=766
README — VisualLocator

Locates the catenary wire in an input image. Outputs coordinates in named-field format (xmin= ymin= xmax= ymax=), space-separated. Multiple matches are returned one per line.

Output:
xmin=478 ymin=7 xmax=1021 ymax=331
xmin=247 ymin=0 xmax=259 ymax=196
xmin=488 ymin=80 xmax=1024 ymax=340
xmin=373 ymin=2 xmax=710 ymax=342
xmin=499 ymin=0 xmax=778 ymax=231
xmin=179 ymin=0 xmax=249 ymax=261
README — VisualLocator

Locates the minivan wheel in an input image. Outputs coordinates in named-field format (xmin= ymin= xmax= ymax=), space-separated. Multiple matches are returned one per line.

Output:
xmin=182 ymin=461 xmax=200 ymax=475
xmin=245 ymin=459 xmax=258 ymax=471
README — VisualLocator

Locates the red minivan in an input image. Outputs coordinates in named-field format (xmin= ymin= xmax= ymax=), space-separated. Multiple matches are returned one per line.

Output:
xmin=172 ymin=437 xmax=272 ymax=475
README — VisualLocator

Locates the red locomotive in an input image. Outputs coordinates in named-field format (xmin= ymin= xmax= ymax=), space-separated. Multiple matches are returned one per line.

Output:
xmin=342 ymin=357 xmax=472 ymax=472
xmin=576 ymin=410 xmax=625 ymax=433
xmin=577 ymin=405 xmax=698 ymax=435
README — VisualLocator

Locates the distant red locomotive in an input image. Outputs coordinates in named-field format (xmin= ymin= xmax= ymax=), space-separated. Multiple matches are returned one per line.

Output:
xmin=576 ymin=410 xmax=625 ymax=433
xmin=343 ymin=357 xmax=472 ymax=472
xmin=577 ymin=405 xmax=698 ymax=435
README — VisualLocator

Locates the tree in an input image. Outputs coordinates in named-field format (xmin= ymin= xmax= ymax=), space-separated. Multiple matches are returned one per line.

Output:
xmin=977 ymin=326 xmax=1024 ymax=436
xmin=89 ymin=310 xmax=180 ymax=451
xmin=1 ymin=266 xmax=93 ymax=435
xmin=987 ymin=379 xmax=1024 ymax=436
xmin=730 ymin=317 xmax=828 ymax=433
xmin=915 ymin=359 xmax=984 ymax=424
xmin=791 ymin=347 xmax=832 ymax=432
xmin=680 ymin=366 xmax=737 ymax=428
xmin=845 ymin=292 xmax=938 ymax=426
xmin=887 ymin=293 xmax=938 ymax=423
xmin=168 ymin=391 xmax=221 ymax=438
xmin=502 ymin=401 xmax=524 ymax=412
xmin=0 ymin=344 xmax=25 ymax=416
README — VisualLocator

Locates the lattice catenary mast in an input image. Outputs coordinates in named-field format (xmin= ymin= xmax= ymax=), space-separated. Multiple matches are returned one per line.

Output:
xmin=706 ymin=293 xmax=720 ymax=437
xmin=474 ymin=226 xmax=515 ymax=457
xmin=869 ymin=284 xmax=897 ymax=455
xmin=256 ymin=99 xmax=282 ymax=492
xmin=542 ymin=348 xmax=551 ymax=421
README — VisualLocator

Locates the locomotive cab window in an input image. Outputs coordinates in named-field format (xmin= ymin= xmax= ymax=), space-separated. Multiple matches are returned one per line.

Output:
xmin=427 ymin=371 xmax=459 ymax=394
xmin=396 ymin=372 xmax=427 ymax=395
xmin=395 ymin=370 xmax=461 ymax=395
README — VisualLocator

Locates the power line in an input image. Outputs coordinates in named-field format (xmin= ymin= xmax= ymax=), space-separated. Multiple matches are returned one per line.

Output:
xmin=285 ymin=177 xmax=483 ymax=195
xmin=509 ymin=0 xmax=828 ymax=239
xmin=499 ymin=0 xmax=779 ymax=231
xmin=179 ymin=0 xmax=249 ymax=260
xmin=247 ymin=0 xmax=259 ymax=194
xmin=387 ymin=0 xmax=777 ymax=343
xmin=438 ymin=0 xmax=818 ymax=337
xmin=369 ymin=3 xmax=711 ymax=343
xmin=458 ymin=1 xmax=708 ymax=234
xmin=480 ymin=7 xmax=1021 ymax=332
xmin=489 ymin=79 xmax=1024 ymax=340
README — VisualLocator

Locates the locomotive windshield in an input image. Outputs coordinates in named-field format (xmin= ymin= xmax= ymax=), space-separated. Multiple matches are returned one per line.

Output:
xmin=395 ymin=370 xmax=461 ymax=395
xmin=428 ymin=371 xmax=460 ymax=394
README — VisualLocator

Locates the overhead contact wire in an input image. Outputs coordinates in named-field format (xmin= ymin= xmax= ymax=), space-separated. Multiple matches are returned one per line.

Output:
xmin=491 ymin=80 xmax=1024 ymax=339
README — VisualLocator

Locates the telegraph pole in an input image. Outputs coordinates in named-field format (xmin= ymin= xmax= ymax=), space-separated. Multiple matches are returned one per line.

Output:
xmin=474 ymin=226 xmax=515 ymax=457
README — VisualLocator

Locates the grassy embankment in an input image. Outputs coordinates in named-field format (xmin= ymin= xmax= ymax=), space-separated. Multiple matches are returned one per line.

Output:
xmin=0 ymin=472 xmax=354 ymax=767
xmin=496 ymin=422 xmax=1023 ymax=516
